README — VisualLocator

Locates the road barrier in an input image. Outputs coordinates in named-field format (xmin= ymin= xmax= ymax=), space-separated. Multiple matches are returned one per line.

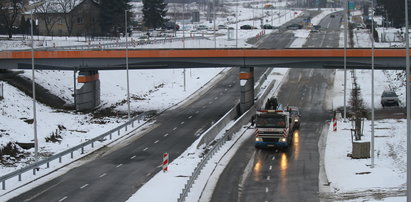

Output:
xmin=178 ymin=68 xmax=276 ymax=202
xmin=163 ymin=152 xmax=169 ymax=172
xmin=0 ymin=111 xmax=154 ymax=191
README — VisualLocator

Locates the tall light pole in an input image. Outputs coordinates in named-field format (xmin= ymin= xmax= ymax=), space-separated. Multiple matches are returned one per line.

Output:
xmin=405 ymin=0 xmax=411 ymax=200
xmin=213 ymin=0 xmax=216 ymax=48
xmin=125 ymin=10 xmax=131 ymax=120
xmin=343 ymin=0 xmax=348 ymax=121
xmin=370 ymin=0 xmax=375 ymax=168
xmin=236 ymin=0 xmax=238 ymax=48
xmin=29 ymin=1 xmax=45 ymax=162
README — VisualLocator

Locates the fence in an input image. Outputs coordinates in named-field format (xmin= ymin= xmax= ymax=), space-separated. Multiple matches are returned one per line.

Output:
xmin=0 ymin=111 xmax=153 ymax=190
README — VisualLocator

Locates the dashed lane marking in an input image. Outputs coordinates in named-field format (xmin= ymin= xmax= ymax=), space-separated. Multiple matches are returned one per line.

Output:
xmin=143 ymin=147 xmax=148 ymax=151
xmin=214 ymin=97 xmax=218 ymax=100
xmin=130 ymin=155 xmax=136 ymax=159
xmin=224 ymin=89 xmax=228 ymax=91
xmin=99 ymin=173 xmax=107 ymax=178
xmin=164 ymin=133 xmax=169 ymax=137
xmin=265 ymin=187 xmax=269 ymax=193
xmin=267 ymin=176 xmax=270 ymax=180
xmin=188 ymin=116 xmax=192 ymax=119
xmin=116 ymin=164 xmax=123 ymax=168
xmin=146 ymin=172 xmax=151 ymax=177
xmin=180 ymin=121 xmax=185 ymax=125
xmin=269 ymin=165 xmax=272 ymax=170
xmin=196 ymin=111 xmax=200 ymax=114
xmin=272 ymin=156 xmax=275 ymax=160
xmin=58 ymin=196 xmax=68 ymax=202
xmin=173 ymin=127 xmax=177 ymax=131
xmin=80 ymin=184 xmax=89 ymax=189
xmin=154 ymin=140 xmax=159 ymax=144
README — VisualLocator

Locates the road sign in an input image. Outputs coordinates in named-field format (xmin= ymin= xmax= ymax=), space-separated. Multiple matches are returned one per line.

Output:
xmin=162 ymin=152 xmax=169 ymax=172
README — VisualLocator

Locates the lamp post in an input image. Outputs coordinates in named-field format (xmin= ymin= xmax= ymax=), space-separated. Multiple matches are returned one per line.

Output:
xmin=236 ymin=0 xmax=238 ymax=48
xmin=405 ymin=0 xmax=411 ymax=200
xmin=29 ymin=0 xmax=46 ymax=162
xmin=343 ymin=0 xmax=348 ymax=121
xmin=370 ymin=0 xmax=375 ymax=168
xmin=125 ymin=10 xmax=130 ymax=121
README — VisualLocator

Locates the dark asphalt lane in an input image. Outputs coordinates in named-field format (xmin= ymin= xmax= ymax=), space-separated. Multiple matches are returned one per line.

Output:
xmin=304 ymin=11 xmax=343 ymax=48
xmin=8 ymin=68 xmax=266 ymax=202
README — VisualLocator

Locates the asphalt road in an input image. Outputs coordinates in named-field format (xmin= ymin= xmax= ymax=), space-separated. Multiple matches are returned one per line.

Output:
xmin=210 ymin=11 xmax=341 ymax=202
xmin=304 ymin=11 xmax=343 ymax=48
xmin=8 ymin=66 xmax=269 ymax=202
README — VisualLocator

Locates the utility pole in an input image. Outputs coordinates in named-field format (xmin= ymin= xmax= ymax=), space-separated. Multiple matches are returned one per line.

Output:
xmin=405 ymin=0 xmax=411 ymax=200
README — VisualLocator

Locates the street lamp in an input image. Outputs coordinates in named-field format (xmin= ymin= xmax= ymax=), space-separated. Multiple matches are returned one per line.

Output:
xmin=370 ymin=0 xmax=375 ymax=169
xmin=28 ymin=0 xmax=46 ymax=162
xmin=405 ymin=0 xmax=411 ymax=201
xmin=125 ymin=10 xmax=130 ymax=121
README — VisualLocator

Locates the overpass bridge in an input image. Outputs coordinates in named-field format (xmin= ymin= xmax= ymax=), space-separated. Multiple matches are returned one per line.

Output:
xmin=0 ymin=48 xmax=408 ymax=111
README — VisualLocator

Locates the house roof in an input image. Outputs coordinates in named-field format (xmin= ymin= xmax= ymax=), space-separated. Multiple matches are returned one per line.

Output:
xmin=26 ymin=0 xmax=99 ymax=14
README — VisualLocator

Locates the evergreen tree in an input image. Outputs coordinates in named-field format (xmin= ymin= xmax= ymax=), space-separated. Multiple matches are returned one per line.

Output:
xmin=99 ymin=0 xmax=131 ymax=36
xmin=142 ymin=0 xmax=168 ymax=29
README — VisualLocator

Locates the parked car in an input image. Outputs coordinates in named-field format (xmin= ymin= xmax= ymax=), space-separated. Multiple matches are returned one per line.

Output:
xmin=217 ymin=24 xmax=227 ymax=30
xmin=196 ymin=25 xmax=208 ymax=30
xmin=330 ymin=14 xmax=335 ymax=18
xmin=240 ymin=24 xmax=255 ymax=29
xmin=261 ymin=24 xmax=275 ymax=29
xmin=286 ymin=23 xmax=303 ymax=30
xmin=381 ymin=90 xmax=400 ymax=107
xmin=162 ymin=21 xmax=179 ymax=30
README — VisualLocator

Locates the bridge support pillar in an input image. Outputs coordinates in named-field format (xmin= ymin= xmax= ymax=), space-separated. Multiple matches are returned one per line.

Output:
xmin=240 ymin=67 xmax=254 ymax=114
xmin=76 ymin=70 xmax=100 ymax=111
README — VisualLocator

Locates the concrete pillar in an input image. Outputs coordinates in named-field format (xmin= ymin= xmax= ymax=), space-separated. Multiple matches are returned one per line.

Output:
xmin=76 ymin=70 xmax=100 ymax=111
xmin=240 ymin=67 xmax=254 ymax=114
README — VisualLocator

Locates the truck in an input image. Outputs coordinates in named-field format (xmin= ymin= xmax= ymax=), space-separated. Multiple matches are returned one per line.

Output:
xmin=254 ymin=109 xmax=294 ymax=149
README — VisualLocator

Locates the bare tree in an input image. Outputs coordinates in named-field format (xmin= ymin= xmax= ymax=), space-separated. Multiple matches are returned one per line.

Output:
xmin=36 ymin=1 xmax=60 ymax=36
xmin=57 ymin=0 xmax=78 ymax=36
xmin=0 ymin=0 xmax=24 ymax=39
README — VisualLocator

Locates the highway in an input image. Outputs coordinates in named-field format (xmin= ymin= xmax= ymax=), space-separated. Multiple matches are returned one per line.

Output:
xmin=210 ymin=12 xmax=339 ymax=202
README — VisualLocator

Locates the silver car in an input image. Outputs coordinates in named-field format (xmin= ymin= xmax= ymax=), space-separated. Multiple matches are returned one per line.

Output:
xmin=381 ymin=90 xmax=399 ymax=107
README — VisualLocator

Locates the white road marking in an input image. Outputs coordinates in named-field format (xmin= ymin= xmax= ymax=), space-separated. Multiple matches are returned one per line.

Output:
xmin=196 ymin=111 xmax=200 ymax=114
xmin=130 ymin=155 xmax=136 ymax=159
xmin=146 ymin=172 xmax=151 ymax=177
xmin=214 ymin=97 xmax=218 ymax=100
xmin=173 ymin=127 xmax=177 ymax=131
xmin=208 ymin=101 xmax=213 ymax=104
xmin=224 ymin=88 xmax=228 ymax=91
xmin=99 ymin=173 xmax=107 ymax=178
xmin=272 ymin=156 xmax=275 ymax=160
xmin=164 ymin=133 xmax=169 ymax=137
xmin=143 ymin=147 xmax=148 ymax=151
xmin=267 ymin=176 xmax=270 ymax=180
xmin=188 ymin=116 xmax=192 ymax=119
xmin=180 ymin=121 xmax=185 ymax=125
xmin=154 ymin=140 xmax=159 ymax=144
xmin=265 ymin=187 xmax=269 ymax=193
xmin=80 ymin=184 xmax=89 ymax=189
xmin=116 ymin=164 xmax=123 ymax=168
xmin=59 ymin=196 xmax=68 ymax=202
xmin=220 ymin=92 xmax=223 ymax=95
xmin=202 ymin=106 xmax=206 ymax=109
xmin=269 ymin=165 xmax=273 ymax=170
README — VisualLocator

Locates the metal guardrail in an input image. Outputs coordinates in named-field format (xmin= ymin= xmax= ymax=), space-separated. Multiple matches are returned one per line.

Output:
xmin=18 ymin=36 xmax=209 ymax=52
xmin=0 ymin=111 xmax=154 ymax=190
xmin=177 ymin=69 xmax=275 ymax=202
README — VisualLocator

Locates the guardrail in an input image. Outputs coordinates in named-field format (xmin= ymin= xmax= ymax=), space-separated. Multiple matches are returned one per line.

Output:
xmin=178 ymin=68 xmax=275 ymax=202
xmin=0 ymin=111 xmax=154 ymax=190
xmin=20 ymin=36 xmax=209 ymax=51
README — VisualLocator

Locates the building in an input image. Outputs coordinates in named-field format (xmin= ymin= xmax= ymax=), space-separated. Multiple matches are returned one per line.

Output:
xmin=31 ymin=0 xmax=101 ymax=36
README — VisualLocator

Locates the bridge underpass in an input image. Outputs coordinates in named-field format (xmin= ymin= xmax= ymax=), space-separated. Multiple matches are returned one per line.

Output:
xmin=0 ymin=48 xmax=408 ymax=111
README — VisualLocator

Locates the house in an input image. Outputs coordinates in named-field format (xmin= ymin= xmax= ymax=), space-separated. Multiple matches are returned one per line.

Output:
xmin=30 ymin=0 xmax=101 ymax=36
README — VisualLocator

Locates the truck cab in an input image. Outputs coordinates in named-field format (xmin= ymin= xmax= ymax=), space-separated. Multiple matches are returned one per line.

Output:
xmin=254 ymin=110 xmax=293 ymax=149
